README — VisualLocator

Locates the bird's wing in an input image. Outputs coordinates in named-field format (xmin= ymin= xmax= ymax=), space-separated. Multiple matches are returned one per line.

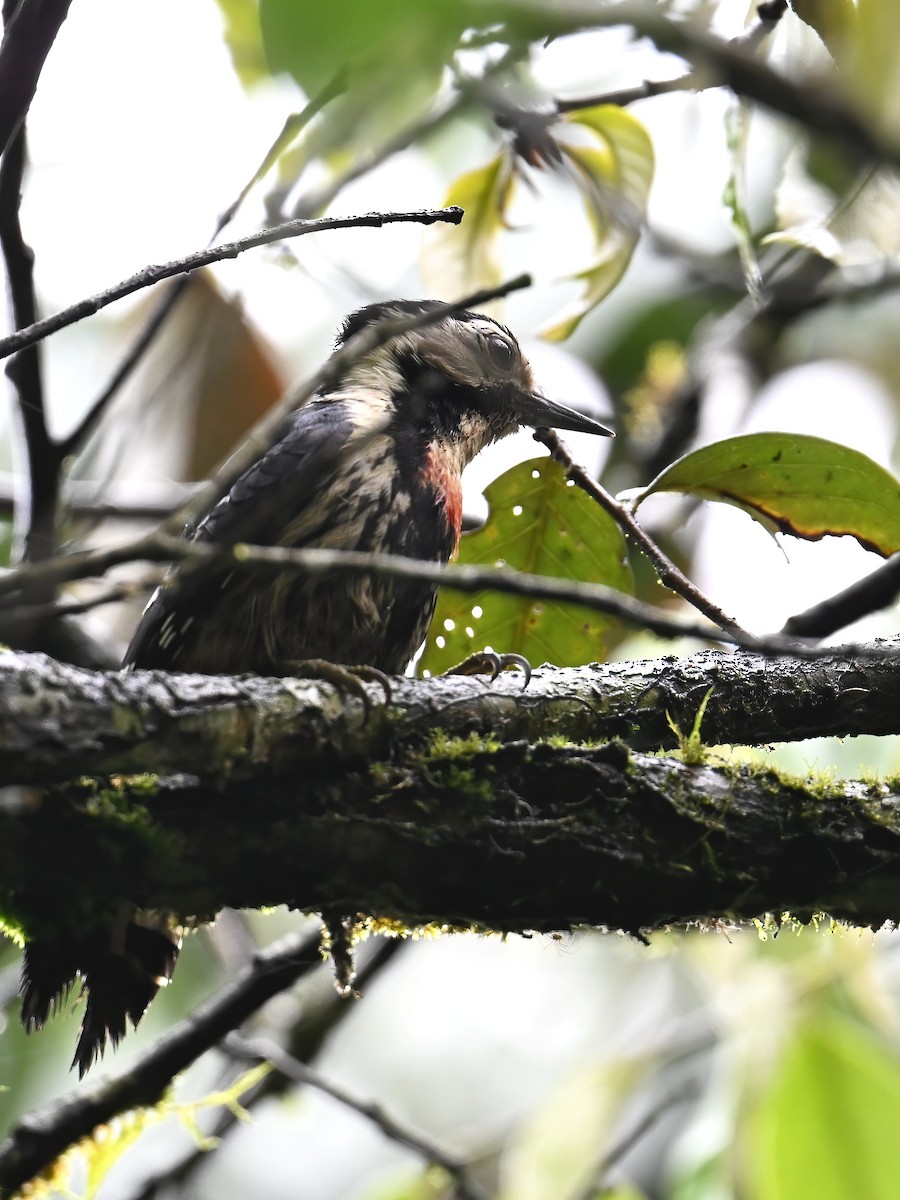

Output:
xmin=122 ymin=400 xmax=357 ymax=669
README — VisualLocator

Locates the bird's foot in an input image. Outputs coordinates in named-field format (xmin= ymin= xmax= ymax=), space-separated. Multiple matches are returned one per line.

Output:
xmin=445 ymin=650 xmax=532 ymax=688
xmin=282 ymin=659 xmax=391 ymax=714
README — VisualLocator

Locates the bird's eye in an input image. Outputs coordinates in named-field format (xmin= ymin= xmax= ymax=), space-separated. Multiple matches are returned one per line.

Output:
xmin=486 ymin=334 xmax=515 ymax=372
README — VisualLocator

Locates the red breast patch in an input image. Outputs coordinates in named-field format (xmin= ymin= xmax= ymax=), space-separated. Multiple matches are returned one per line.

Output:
xmin=419 ymin=443 xmax=464 ymax=551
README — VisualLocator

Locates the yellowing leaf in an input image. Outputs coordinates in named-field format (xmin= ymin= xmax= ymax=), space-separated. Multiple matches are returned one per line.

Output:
xmin=634 ymin=432 xmax=900 ymax=556
xmin=850 ymin=0 xmax=900 ymax=138
xmin=213 ymin=0 xmax=269 ymax=88
xmin=420 ymin=457 xmax=633 ymax=676
xmin=420 ymin=154 xmax=514 ymax=303
xmin=791 ymin=0 xmax=857 ymax=63
xmin=542 ymin=106 xmax=654 ymax=340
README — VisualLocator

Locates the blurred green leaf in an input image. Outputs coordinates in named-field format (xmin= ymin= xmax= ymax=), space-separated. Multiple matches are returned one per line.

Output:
xmin=501 ymin=1060 xmax=642 ymax=1200
xmin=0 ymin=519 xmax=11 ymax=569
xmin=542 ymin=106 xmax=654 ymax=340
xmin=749 ymin=1013 xmax=900 ymax=1200
xmin=634 ymin=433 xmax=900 ymax=556
xmin=361 ymin=1168 xmax=456 ymax=1200
xmin=598 ymin=294 xmax=717 ymax=395
xmin=421 ymin=154 xmax=514 ymax=301
xmin=213 ymin=0 xmax=269 ymax=87
xmin=420 ymin=457 xmax=632 ymax=676
xmin=850 ymin=0 xmax=900 ymax=138
xmin=791 ymin=0 xmax=857 ymax=63
xmin=259 ymin=0 xmax=461 ymax=96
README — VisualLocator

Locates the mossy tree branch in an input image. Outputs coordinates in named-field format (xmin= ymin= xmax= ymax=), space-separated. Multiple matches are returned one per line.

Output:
xmin=2 ymin=646 xmax=900 ymax=941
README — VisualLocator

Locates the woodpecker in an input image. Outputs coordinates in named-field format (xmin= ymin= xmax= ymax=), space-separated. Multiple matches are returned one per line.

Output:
xmin=21 ymin=300 xmax=612 ymax=1073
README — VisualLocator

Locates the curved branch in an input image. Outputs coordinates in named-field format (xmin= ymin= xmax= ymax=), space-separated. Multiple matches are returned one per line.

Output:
xmin=0 ymin=207 xmax=464 ymax=362
xmin=496 ymin=0 xmax=900 ymax=170
xmin=0 ymin=929 xmax=324 ymax=1195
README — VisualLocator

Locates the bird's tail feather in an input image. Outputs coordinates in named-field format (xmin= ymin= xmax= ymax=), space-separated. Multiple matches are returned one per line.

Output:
xmin=21 ymin=915 xmax=181 ymax=1077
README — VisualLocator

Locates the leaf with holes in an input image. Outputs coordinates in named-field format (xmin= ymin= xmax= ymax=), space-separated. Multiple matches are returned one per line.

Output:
xmin=419 ymin=457 xmax=633 ymax=676
xmin=633 ymin=432 xmax=900 ymax=556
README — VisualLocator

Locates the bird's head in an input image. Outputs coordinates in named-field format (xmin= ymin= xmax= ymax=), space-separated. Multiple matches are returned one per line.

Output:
xmin=335 ymin=300 xmax=613 ymax=465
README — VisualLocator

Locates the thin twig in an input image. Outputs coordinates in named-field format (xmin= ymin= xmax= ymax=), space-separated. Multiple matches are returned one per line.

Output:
xmin=0 ymin=532 xmax=865 ymax=660
xmin=59 ymin=282 xmax=192 ymax=461
xmin=534 ymin=429 xmax=749 ymax=638
xmin=552 ymin=0 xmax=788 ymax=114
xmin=228 ymin=1034 xmax=489 ymax=1200
xmin=62 ymin=70 xmax=350 ymax=462
xmin=121 ymin=936 xmax=407 ymax=1200
xmin=0 ymin=55 xmax=60 ymax=568
xmin=0 ymin=929 xmax=325 ymax=1196
xmin=554 ymin=73 xmax=697 ymax=112
xmin=0 ymin=581 xmax=142 ymax=629
xmin=0 ymin=207 xmax=464 ymax=363
xmin=574 ymin=1084 xmax=699 ymax=1200
xmin=493 ymin=0 xmax=900 ymax=169
xmin=285 ymin=49 xmax=524 ymax=221
xmin=783 ymin=554 xmax=900 ymax=640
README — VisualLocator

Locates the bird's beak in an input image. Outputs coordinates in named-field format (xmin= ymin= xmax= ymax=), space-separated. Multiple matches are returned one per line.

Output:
xmin=516 ymin=391 xmax=614 ymax=437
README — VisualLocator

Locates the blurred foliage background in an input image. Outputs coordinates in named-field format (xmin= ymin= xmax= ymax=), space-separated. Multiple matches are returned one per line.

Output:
xmin=3 ymin=0 xmax=900 ymax=1196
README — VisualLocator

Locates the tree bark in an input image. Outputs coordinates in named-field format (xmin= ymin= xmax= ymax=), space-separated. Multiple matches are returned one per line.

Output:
xmin=2 ymin=646 xmax=900 ymax=941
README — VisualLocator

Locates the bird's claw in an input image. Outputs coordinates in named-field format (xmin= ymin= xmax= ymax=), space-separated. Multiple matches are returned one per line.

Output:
xmin=445 ymin=650 xmax=532 ymax=688
xmin=282 ymin=658 xmax=392 ymax=714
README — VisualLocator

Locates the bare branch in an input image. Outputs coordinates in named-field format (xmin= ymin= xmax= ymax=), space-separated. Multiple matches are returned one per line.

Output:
xmin=0 ymin=533 xmax=782 ymax=652
xmin=535 ymin=429 xmax=748 ymax=638
xmin=493 ymin=0 xmax=900 ymax=170
xmin=229 ymin=1035 xmax=489 ymax=1200
xmin=54 ymin=937 xmax=406 ymax=1200
xmin=0 ymin=207 xmax=464 ymax=363
xmin=0 ymin=0 xmax=72 ymax=157
xmin=0 ymin=929 xmax=325 ymax=1197
xmin=61 ymin=71 xmax=351 ymax=462
xmin=783 ymin=554 xmax=900 ymax=640
xmin=0 ymin=69 xmax=60 ymax=568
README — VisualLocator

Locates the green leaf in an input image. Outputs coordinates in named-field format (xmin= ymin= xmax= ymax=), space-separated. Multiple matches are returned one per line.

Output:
xmin=542 ymin=106 xmax=654 ymax=341
xmin=749 ymin=1013 xmax=900 ymax=1200
xmin=212 ymin=0 xmax=269 ymax=88
xmin=420 ymin=457 xmax=633 ymax=676
xmin=849 ymin=0 xmax=900 ymax=138
xmin=258 ymin=0 xmax=461 ymax=191
xmin=259 ymin=0 xmax=461 ymax=96
xmin=791 ymin=0 xmax=857 ymax=63
xmin=634 ymin=432 xmax=900 ymax=557
xmin=420 ymin=154 xmax=514 ymax=301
